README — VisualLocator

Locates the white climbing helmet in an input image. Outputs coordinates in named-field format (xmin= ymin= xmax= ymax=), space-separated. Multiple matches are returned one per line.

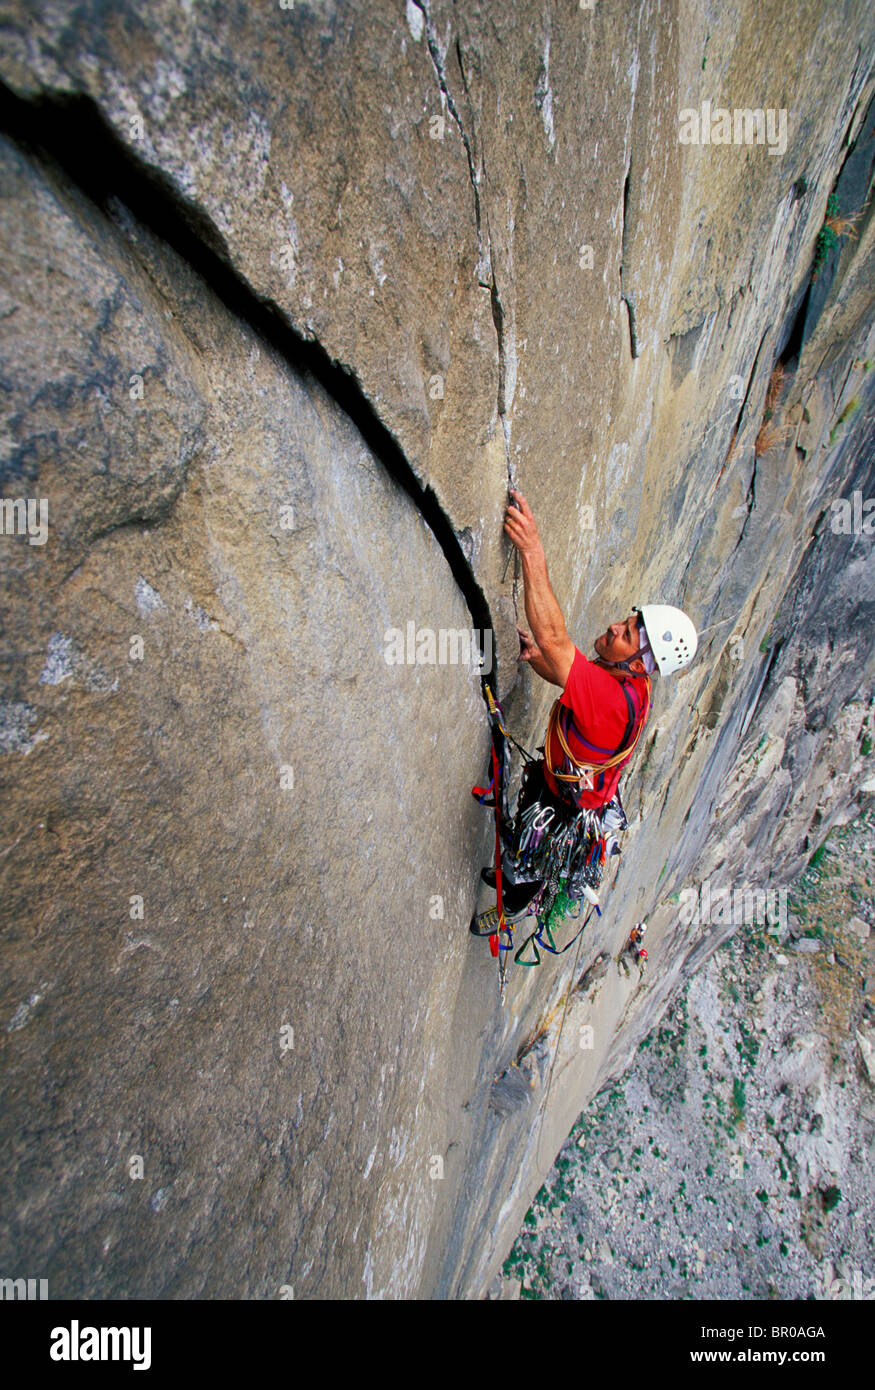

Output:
xmin=634 ymin=604 xmax=698 ymax=676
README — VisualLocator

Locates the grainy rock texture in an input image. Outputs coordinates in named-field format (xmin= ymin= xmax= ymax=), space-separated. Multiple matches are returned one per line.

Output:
xmin=1 ymin=1 xmax=874 ymax=1297
xmin=504 ymin=810 xmax=875 ymax=1300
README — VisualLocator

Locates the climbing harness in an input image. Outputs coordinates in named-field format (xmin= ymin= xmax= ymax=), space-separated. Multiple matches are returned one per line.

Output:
xmin=543 ymin=674 xmax=651 ymax=800
xmin=471 ymin=677 xmax=643 ymax=996
xmin=471 ymin=655 xmax=651 ymax=1014
xmin=498 ymin=677 xmax=649 ymax=967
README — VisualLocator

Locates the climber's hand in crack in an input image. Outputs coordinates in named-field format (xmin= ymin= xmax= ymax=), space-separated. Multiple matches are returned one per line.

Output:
xmin=516 ymin=616 xmax=569 ymax=686
xmin=516 ymin=625 xmax=541 ymax=664
xmin=504 ymin=489 xmax=543 ymax=558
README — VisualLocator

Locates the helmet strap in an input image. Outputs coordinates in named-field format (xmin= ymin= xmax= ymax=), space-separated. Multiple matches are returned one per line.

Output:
xmin=595 ymin=655 xmax=649 ymax=678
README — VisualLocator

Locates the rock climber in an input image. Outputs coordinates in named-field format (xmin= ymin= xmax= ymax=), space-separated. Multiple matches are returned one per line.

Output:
xmin=623 ymin=922 xmax=648 ymax=966
xmin=472 ymin=489 xmax=698 ymax=933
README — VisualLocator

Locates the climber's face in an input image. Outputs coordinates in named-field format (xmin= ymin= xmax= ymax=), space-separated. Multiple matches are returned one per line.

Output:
xmin=594 ymin=613 xmax=642 ymax=663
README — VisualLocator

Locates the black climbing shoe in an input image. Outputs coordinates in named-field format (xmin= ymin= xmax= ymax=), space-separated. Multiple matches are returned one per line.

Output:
xmin=480 ymin=866 xmax=497 ymax=888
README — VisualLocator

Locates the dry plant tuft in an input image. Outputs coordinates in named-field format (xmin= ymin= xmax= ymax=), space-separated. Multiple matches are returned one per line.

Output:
xmin=824 ymin=210 xmax=862 ymax=240
xmin=765 ymin=363 xmax=786 ymax=416
xmin=755 ymin=420 xmax=788 ymax=457
xmin=825 ymin=191 xmax=871 ymax=240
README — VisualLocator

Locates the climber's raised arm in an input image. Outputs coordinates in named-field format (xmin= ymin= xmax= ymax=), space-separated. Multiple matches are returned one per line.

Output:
xmin=504 ymin=489 xmax=575 ymax=688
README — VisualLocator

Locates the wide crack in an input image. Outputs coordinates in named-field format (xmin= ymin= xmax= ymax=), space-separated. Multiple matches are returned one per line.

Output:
xmin=0 ymin=79 xmax=498 ymax=694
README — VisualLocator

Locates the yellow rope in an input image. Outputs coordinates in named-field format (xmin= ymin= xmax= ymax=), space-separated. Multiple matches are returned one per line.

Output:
xmin=544 ymin=677 xmax=651 ymax=785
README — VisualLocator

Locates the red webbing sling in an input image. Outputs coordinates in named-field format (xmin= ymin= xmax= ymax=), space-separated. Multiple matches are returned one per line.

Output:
xmin=471 ymin=686 xmax=508 ymax=957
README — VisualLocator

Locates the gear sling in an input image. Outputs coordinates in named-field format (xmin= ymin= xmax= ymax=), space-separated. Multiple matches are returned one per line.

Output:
xmin=472 ymin=673 xmax=650 ymax=972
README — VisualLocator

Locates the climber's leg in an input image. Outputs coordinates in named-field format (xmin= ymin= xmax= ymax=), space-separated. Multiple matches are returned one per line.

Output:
xmin=501 ymin=877 xmax=541 ymax=914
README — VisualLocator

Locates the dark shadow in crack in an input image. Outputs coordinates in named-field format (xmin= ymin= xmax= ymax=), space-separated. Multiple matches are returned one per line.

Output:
xmin=0 ymin=79 xmax=496 ymax=676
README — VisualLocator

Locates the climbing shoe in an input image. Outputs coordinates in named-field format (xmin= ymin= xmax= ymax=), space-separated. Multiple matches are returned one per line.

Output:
xmin=470 ymin=905 xmax=501 ymax=936
xmin=480 ymin=866 xmax=497 ymax=888
xmin=469 ymin=902 xmax=532 ymax=935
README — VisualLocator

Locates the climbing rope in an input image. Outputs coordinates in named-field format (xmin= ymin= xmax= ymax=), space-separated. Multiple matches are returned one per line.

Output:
xmin=543 ymin=675 xmax=651 ymax=791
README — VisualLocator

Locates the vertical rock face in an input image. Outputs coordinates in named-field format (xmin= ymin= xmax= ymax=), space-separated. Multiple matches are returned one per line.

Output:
xmin=1 ymin=2 xmax=874 ymax=1297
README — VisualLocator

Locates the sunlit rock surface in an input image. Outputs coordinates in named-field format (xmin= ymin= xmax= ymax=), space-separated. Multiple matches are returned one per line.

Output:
xmin=1 ymin=1 xmax=874 ymax=1296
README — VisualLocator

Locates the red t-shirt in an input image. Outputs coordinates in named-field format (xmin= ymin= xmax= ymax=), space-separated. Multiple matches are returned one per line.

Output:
xmin=543 ymin=647 xmax=649 ymax=809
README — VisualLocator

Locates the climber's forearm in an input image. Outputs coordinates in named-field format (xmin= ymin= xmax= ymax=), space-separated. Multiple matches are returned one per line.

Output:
xmin=521 ymin=544 xmax=570 ymax=655
xmin=504 ymin=489 xmax=575 ymax=686
xmin=525 ymin=647 xmax=564 ymax=685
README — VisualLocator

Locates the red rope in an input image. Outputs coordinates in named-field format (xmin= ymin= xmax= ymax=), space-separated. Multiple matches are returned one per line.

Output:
xmin=489 ymin=741 xmax=504 ymax=957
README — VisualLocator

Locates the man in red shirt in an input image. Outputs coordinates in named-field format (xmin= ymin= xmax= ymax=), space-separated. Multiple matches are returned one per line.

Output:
xmin=475 ymin=489 xmax=697 ymax=925
xmin=532 ymin=613 xmax=651 ymax=812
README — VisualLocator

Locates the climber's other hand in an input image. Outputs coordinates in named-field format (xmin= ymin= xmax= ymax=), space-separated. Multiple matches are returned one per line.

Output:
xmin=517 ymin=626 xmax=539 ymax=662
xmin=504 ymin=490 xmax=542 ymax=554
